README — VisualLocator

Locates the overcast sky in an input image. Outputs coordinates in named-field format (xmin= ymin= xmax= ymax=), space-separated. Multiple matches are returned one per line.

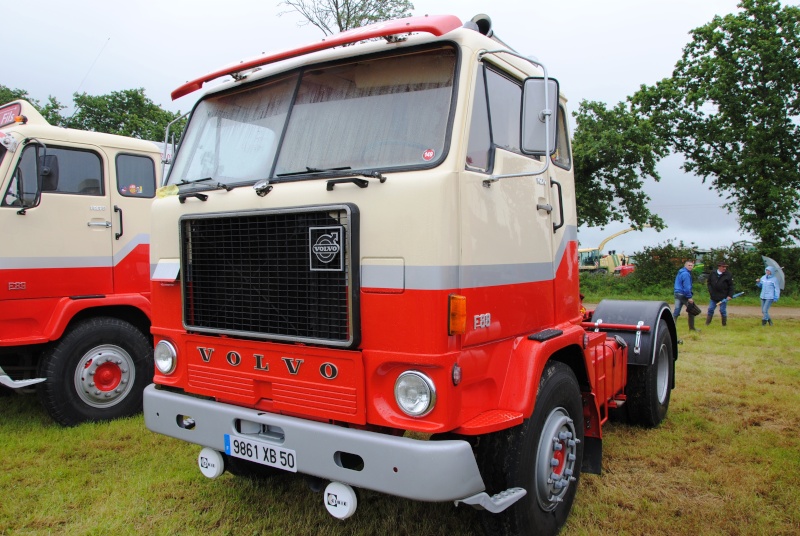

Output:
xmin=8 ymin=0 xmax=788 ymax=253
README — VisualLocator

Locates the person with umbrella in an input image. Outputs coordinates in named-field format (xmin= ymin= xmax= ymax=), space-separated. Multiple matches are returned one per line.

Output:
xmin=756 ymin=266 xmax=781 ymax=326
xmin=706 ymin=261 xmax=734 ymax=326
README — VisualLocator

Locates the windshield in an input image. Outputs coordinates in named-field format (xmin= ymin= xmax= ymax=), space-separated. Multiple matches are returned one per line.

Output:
xmin=168 ymin=46 xmax=457 ymax=186
xmin=579 ymin=250 xmax=599 ymax=266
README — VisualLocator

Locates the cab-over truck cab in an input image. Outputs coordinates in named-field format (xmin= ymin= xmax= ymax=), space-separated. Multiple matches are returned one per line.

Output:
xmin=0 ymin=100 xmax=160 ymax=425
xmin=144 ymin=14 xmax=677 ymax=535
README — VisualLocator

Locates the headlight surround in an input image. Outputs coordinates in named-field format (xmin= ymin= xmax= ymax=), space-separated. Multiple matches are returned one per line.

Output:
xmin=394 ymin=371 xmax=436 ymax=417
xmin=154 ymin=340 xmax=177 ymax=374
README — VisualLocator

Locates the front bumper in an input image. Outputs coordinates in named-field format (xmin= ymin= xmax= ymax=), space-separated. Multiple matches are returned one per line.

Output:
xmin=143 ymin=384 xmax=486 ymax=502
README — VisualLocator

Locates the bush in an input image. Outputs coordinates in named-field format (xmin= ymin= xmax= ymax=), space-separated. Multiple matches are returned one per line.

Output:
xmin=579 ymin=240 xmax=798 ymax=304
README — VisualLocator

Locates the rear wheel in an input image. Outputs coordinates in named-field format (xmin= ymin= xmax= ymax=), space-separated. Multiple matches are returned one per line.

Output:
xmin=625 ymin=319 xmax=674 ymax=427
xmin=477 ymin=361 xmax=584 ymax=536
xmin=37 ymin=317 xmax=152 ymax=426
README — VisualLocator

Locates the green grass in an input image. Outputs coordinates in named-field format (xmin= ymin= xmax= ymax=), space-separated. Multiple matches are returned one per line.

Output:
xmin=2 ymin=319 xmax=799 ymax=535
xmin=579 ymin=274 xmax=800 ymax=307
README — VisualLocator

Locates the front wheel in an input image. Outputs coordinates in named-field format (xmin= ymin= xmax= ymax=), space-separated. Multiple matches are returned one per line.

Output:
xmin=37 ymin=317 xmax=152 ymax=426
xmin=477 ymin=361 xmax=584 ymax=536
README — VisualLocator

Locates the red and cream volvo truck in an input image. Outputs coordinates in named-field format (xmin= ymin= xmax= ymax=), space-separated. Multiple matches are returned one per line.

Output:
xmin=0 ymin=100 xmax=159 ymax=426
xmin=143 ymin=14 xmax=678 ymax=535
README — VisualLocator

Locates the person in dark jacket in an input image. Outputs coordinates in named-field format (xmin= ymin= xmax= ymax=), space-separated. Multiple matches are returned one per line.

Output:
xmin=706 ymin=261 xmax=734 ymax=326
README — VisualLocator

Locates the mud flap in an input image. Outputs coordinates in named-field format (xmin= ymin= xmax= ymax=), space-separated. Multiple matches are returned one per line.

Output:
xmin=581 ymin=436 xmax=602 ymax=475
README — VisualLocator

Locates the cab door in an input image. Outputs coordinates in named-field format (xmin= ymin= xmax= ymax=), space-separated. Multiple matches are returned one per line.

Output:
xmin=459 ymin=63 xmax=556 ymax=345
xmin=0 ymin=142 xmax=113 ymax=341
xmin=0 ymin=142 xmax=114 ymax=302
xmin=108 ymin=152 xmax=157 ymax=296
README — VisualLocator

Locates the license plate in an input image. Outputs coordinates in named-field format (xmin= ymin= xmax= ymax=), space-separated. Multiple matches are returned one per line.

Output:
xmin=224 ymin=434 xmax=297 ymax=473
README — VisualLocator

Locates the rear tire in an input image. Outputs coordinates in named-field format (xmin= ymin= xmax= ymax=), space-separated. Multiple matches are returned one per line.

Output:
xmin=477 ymin=361 xmax=584 ymax=536
xmin=625 ymin=319 xmax=674 ymax=427
xmin=37 ymin=317 xmax=152 ymax=426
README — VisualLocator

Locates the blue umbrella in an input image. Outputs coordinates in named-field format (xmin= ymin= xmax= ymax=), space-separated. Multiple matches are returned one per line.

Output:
xmin=761 ymin=256 xmax=785 ymax=290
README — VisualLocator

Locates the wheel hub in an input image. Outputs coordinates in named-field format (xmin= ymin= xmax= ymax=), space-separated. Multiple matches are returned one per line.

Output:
xmin=74 ymin=345 xmax=135 ymax=408
xmin=656 ymin=342 xmax=670 ymax=404
xmin=535 ymin=408 xmax=579 ymax=511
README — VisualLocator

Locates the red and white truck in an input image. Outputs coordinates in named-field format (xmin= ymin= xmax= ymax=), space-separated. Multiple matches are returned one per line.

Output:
xmin=0 ymin=100 xmax=160 ymax=426
xmin=144 ymin=14 xmax=678 ymax=535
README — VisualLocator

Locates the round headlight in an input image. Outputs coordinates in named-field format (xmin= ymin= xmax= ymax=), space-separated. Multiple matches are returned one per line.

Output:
xmin=154 ymin=340 xmax=177 ymax=374
xmin=394 ymin=371 xmax=436 ymax=417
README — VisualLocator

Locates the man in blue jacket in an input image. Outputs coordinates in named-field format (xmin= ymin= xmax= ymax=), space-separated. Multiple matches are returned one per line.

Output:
xmin=673 ymin=260 xmax=699 ymax=331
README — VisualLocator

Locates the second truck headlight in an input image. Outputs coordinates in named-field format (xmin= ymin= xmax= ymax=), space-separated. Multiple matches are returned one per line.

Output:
xmin=154 ymin=340 xmax=177 ymax=374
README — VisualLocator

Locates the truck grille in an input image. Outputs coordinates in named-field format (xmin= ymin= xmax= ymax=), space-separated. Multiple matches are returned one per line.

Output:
xmin=181 ymin=205 xmax=359 ymax=347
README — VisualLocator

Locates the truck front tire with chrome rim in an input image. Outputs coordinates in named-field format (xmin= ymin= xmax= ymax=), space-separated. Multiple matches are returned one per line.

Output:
xmin=477 ymin=361 xmax=584 ymax=536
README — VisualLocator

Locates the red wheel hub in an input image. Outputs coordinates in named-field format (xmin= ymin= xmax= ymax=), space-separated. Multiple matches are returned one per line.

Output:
xmin=90 ymin=360 xmax=123 ymax=391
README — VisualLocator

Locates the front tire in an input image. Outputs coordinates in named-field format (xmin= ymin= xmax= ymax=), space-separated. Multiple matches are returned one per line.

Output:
xmin=37 ymin=317 xmax=152 ymax=426
xmin=477 ymin=361 xmax=584 ymax=536
xmin=625 ymin=319 xmax=674 ymax=427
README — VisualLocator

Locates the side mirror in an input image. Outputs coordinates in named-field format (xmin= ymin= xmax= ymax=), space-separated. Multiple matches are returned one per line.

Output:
xmin=38 ymin=154 xmax=59 ymax=192
xmin=521 ymin=77 xmax=559 ymax=155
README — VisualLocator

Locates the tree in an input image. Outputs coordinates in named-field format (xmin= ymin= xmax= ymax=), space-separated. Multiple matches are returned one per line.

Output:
xmin=0 ymin=85 xmax=66 ymax=124
xmin=279 ymin=0 xmax=413 ymax=35
xmin=572 ymin=99 xmax=668 ymax=230
xmin=636 ymin=0 xmax=800 ymax=252
xmin=66 ymin=88 xmax=183 ymax=141
xmin=0 ymin=85 xmax=31 ymax=105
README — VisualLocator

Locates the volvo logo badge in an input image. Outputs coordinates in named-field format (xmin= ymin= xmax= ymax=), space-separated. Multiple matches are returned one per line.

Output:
xmin=309 ymin=226 xmax=344 ymax=271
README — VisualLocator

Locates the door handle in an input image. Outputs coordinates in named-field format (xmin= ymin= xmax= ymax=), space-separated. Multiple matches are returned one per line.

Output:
xmin=537 ymin=203 xmax=553 ymax=213
xmin=114 ymin=205 xmax=123 ymax=240
xmin=551 ymin=179 xmax=564 ymax=232
xmin=87 ymin=221 xmax=112 ymax=228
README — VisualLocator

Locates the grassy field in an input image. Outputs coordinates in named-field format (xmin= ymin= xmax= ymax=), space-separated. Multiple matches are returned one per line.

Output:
xmin=2 ymin=319 xmax=799 ymax=535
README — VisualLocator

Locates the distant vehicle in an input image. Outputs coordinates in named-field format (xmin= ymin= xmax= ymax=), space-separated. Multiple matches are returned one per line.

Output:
xmin=0 ymin=100 xmax=161 ymax=426
xmin=692 ymin=248 xmax=712 ymax=282
xmin=732 ymin=240 xmax=757 ymax=252
xmin=579 ymin=226 xmax=649 ymax=275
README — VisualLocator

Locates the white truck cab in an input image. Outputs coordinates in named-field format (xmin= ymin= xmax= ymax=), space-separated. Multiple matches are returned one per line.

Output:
xmin=0 ymin=100 xmax=161 ymax=425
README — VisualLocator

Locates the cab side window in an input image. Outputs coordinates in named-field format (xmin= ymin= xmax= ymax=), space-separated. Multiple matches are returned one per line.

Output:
xmin=466 ymin=65 xmax=536 ymax=172
xmin=465 ymin=67 xmax=491 ymax=171
xmin=47 ymin=147 xmax=104 ymax=195
xmin=552 ymin=105 xmax=572 ymax=170
xmin=2 ymin=145 xmax=38 ymax=206
xmin=485 ymin=68 xmax=522 ymax=153
xmin=116 ymin=154 xmax=156 ymax=198
xmin=2 ymin=145 xmax=103 ymax=207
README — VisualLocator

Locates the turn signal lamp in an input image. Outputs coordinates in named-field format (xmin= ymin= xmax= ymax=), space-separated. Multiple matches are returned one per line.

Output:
xmin=448 ymin=294 xmax=466 ymax=335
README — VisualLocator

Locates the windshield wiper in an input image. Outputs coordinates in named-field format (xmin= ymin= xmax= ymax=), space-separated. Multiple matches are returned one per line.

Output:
xmin=277 ymin=166 xmax=352 ymax=177
xmin=176 ymin=176 xmax=232 ymax=192
xmin=176 ymin=177 xmax=213 ymax=185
